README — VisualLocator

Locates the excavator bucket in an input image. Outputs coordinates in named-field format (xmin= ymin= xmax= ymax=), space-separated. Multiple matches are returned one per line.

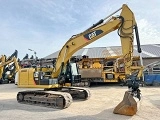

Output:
xmin=113 ymin=91 xmax=138 ymax=116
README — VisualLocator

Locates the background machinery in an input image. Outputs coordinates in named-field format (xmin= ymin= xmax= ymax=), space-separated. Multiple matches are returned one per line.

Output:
xmin=17 ymin=4 xmax=142 ymax=116
xmin=77 ymin=55 xmax=143 ymax=86
xmin=0 ymin=50 xmax=20 ymax=84
xmin=0 ymin=55 xmax=7 ymax=84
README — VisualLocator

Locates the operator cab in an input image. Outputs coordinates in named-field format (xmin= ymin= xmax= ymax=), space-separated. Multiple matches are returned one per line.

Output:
xmin=33 ymin=62 xmax=81 ymax=86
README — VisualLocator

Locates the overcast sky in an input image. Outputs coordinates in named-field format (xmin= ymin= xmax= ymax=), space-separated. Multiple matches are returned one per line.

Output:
xmin=0 ymin=0 xmax=159 ymax=59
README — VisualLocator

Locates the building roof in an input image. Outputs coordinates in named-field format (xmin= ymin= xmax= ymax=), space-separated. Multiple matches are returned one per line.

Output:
xmin=44 ymin=44 xmax=160 ymax=59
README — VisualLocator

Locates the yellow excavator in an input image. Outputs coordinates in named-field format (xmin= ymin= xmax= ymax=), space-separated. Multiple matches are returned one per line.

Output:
xmin=0 ymin=50 xmax=20 ymax=84
xmin=17 ymin=4 xmax=142 ymax=116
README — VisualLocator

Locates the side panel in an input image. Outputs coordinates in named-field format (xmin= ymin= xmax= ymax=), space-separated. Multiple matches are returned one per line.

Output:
xmin=79 ymin=68 xmax=102 ymax=78
xmin=28 ymin=68 xmax=36 ymax=85
xmin=18 ymin=68 xmax=36 ymax=86
xmin=18 ymin=68 xmax=60 ymax=88
xmin=19 ymin=68 xmax=29 ymax=85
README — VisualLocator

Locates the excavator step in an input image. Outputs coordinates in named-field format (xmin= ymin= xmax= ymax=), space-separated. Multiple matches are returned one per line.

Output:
xmin=17 ymin=90 xmax=72 ymax=109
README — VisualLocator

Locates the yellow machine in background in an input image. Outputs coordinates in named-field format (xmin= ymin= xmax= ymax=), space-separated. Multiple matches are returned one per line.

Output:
xmin=17 ymin=4 xmax=143 ymax=116
xmin=77 ymin=55 xmax=143 ymax=86
xmin=0 ymin=50 xmax=20 ymax=84
xmin=0 ymin=55 xmax=7 ymax=83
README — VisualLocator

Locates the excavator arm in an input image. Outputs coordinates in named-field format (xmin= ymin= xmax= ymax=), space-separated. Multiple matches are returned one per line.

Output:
xmin=53 ymin=4 xmax=142 ymax=116
xmin=53 ymin=4 xmax=138 ymax=78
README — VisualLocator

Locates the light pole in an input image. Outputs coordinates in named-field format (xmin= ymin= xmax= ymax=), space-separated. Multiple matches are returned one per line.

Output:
xmin=28 ymin=48 xmax=37 ymax=60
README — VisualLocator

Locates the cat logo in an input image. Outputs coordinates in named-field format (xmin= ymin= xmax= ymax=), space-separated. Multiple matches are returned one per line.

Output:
xmin=84 ymin=30 xmax=103 ymax=40
xmin=88 ymin=31 xmax=96 ymax=39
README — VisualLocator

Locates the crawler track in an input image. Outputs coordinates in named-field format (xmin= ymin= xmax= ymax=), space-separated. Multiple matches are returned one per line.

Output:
xmin=17 ymin=87 xmax=91 ymax=109
xmin=17 ymin=90 xmax=72 ymax=109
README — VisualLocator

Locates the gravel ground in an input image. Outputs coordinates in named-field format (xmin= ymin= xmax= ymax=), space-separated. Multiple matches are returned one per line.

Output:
xmin=0 ymin=84 xmax=160 ymax=120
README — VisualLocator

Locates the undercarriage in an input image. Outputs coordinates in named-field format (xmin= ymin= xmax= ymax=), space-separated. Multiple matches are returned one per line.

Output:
xmin=17 ymin=87 xmax=91 ymax=109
